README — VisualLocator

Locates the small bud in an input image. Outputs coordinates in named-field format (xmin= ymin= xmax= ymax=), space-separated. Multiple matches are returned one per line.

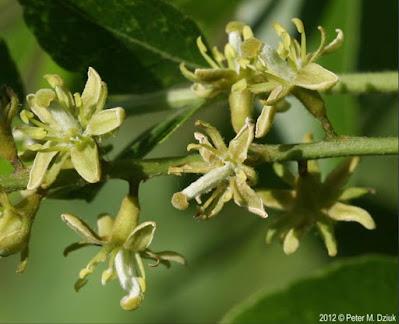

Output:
xmin=0 ymin=208 xmax=29 ymax=256
xmin=111 ymin=195 xmax=140 ymax=243
xmin=0 ymin=193 xmax=40 ymax=266
xmin=229 ymin=85 xmax=253 ymax=133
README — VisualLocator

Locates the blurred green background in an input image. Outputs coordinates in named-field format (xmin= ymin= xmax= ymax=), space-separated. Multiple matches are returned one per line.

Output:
xmin=0 ymin=0 xmax=397 ymax=322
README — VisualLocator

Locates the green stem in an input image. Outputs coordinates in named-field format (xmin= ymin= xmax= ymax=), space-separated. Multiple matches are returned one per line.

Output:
xmin=250 ymin=136 xmax=398 ymax=162
xmin=330 ymin=72 xmax=398 ymax=94
xmin=0 ymin=137 xmax=397 ymax=193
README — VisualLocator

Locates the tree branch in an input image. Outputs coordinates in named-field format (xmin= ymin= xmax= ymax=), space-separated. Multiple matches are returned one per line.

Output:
xmin=329 ymin=72 xmax=398 ymax=94
xmin=0 ymin=137 xmax=397 ymax=194
xmin=250 ymin=136 xmax=398 ymax=162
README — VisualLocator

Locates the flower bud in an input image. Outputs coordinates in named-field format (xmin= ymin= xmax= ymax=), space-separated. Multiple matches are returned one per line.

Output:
xmin=111 ymin=195 xmax=140 ymax=243
xmin=0 ymin=208 xmax=30 ymax=256
xmin=0 ymin=193 xmax=40 ymax=265
xmin=229 ymin=85 xmax=253 ymax=133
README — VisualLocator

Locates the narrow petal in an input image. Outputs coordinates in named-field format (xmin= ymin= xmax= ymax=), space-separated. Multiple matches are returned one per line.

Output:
xmin=327 ymin=202 xmax=375 ymax=230
xmin=124 ymin=222 xmax=156 ymax=252
xmin=156 ymin=251 xmax=187 ymax=266
xmin=70 ymin=139 xmax=101 ymax=183
xmin=231 ymin=173 xmax=267 ymax=218
xmin=255 ymin=105 xmax=276 ymax=138
xmin=283 ymin=228 xmax=300 ymax=255
xmin=168 ymin=161 xmax=213 ymax=175
xmin=194 ymin=132 xmax=218 ymax=163
xmin=316 ymin=219 xmax=337 ymax=256
xmin=61 ymin=213 xmax=102 ymax=243
xmin=195 ymin=120 xmax=227 ymax=152
xmin=187 ymin=143 xmax=222 ymax=161
xmin=84 ymin=107 xmax=125 ymax=136
xmin=196 ymin=184 xmax=233 ymax=219
xmin=76 ymin=247 xmax=110 ymax=291
xmin=101 ymin=248 xmax=118 ymax=285
xmin=257 ymin=189 xmax=295 ymax=210
xmin=339 ymin=187 xmax=373 ymax=201
xmin=27 ymin=151 xmax=58 ymax=190
xmin=295 ymin=63 xmax=338 ymax=91
xmin=228 ymin=118 xmax=254 ymax=163
xmin=323 ymin=157 xmax=359 ymax=191
xmin=266 ymin=85 xmax=290 ymax=105
xmin=265 ymin=227 xmax=278 ymax=244
xmin=97 ymin=214 xmax=114 ymax=239
xmin=273 ymin=163 xmax=296 ymax=186
xmin=144 ymin=250 xmax=187 ymax=268
xmin=63 ymin=242 xmax=95 ymax=257
xmin=248 ymin=82 xmax=275 ymax=94
xmin=81 ymin=67 xmax=103 ymax=115
xmin=41 ymin=152 xmax=69 ymax=189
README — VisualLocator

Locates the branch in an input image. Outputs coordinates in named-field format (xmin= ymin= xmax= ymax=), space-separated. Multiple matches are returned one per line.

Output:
xmin=0 ymin=137 xmax=397 ymax=193
xmin=250 ymin=136 xmax=398 ymax=162
xmin=329 ymin=72 xmax=398 ymax=94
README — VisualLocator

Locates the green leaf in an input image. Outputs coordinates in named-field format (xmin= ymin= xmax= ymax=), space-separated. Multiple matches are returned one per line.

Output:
xmin=170 ymin=0 xmax=245 ymax=39
xmin=221 ymin=256 xmax=397 ymax=324
xmin=0 ymin=39 xmax=24 ymax=100
xmin=18 ymin=0 xmax=206 ymax=94
xmin=118 ymin=101 xmax=203 ymax=159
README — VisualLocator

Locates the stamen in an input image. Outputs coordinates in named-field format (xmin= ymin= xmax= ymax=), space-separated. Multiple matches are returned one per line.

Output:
xmin=196 ymin=37 xmax=219 ymax=69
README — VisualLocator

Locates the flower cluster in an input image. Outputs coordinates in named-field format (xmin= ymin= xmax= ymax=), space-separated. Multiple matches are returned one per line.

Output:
xmin=258 ymin=137 xmax=374 ymax=256
xmin=182 ymin=19 xmax=343 ymax=137
xmin=169 ymin=119 xmax=266 ymax=219
xmin=62 ymin=195 xmax=185 ymax=311
xmin=19 ymin=67 xmax=125 ymax=190
xmin=0 ymin=15 xmax=382 ymax=315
